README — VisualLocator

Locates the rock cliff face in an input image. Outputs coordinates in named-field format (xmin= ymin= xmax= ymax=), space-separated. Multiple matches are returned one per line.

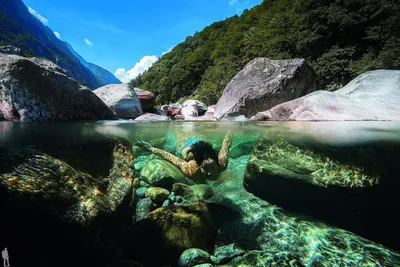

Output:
xmin=213 ymin=58 xmax=316 ymax=120
xmin=251 ymin=70 xmax=400 ymax=121
xmin=0 ymin=54 xmax=115 ymax=121
xmin=93 ymin=84 xmax=143 ymax=119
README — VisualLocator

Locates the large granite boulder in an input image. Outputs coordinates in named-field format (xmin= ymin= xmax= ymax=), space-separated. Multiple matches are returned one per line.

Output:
xmin=251 ymin=70 xmax=400 ymax=121
xmin=0 ymin=54 xmax=115 ymax=121
xmin=93 ymin=84 xmax=143 ymax=119
xmin=133 ymin=87 xmax=155 ymax=111
xmin=243 ymin=134 xmax=400 ymax=250
xmin=213 ymin=58 xmax=316 ymax=120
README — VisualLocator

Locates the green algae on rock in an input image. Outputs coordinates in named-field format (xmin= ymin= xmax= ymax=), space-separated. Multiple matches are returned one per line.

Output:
xmin=129 ymin=202 xmax=236 ymax=267
xmin=140 ymin=158 xmax=193 ymax=189
xmin=243 ymin=134 xmax=400 ymax=251
xmin=145 ymin=186 xmax=170 ymax=204
xmin=179 ymin=248 xmax=212 ymax=267
xmin=0 ymin=140 xmax=134 ymax=225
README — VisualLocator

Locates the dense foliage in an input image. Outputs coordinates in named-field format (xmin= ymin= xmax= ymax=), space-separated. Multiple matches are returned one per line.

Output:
xmin=130 ymin=0 xmax=400 ymax=105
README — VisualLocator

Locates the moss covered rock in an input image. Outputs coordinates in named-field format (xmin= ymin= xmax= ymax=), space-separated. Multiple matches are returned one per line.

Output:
xmin=179 ymin=248 xmax=212 ymax=267
xmin=129 ymin=202 xmax=236 ymax=266
xmin=140 ymin=159 xmax=193 ymax=189
xmin=146 ymin=187 xmax=170 ymax=204
xmin=244 ymin=135 xmax=400 ymax=250
xmin=172 ymin=183 xmax=203 ymax=203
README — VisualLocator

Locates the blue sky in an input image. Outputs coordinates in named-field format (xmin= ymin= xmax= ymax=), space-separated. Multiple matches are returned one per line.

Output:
xmin=22 ymin=0 xmax=262 ymax=82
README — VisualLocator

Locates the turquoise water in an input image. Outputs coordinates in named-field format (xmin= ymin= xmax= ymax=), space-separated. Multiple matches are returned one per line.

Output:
xmin=1 ymin=121 xmax=400 ymax=267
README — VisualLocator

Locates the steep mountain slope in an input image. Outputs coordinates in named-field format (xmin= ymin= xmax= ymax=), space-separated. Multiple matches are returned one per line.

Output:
xmin=65 ymin=42 xmax=121 ymax=85
xmin=0 ymin=0 xmax=117 ymax=89
xmin=130 ymin=0 xmax=400 ymax=105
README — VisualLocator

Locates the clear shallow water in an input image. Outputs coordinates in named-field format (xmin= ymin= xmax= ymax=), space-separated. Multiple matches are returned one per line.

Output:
xmin=1 ymin=121 xmax=400 ymax=267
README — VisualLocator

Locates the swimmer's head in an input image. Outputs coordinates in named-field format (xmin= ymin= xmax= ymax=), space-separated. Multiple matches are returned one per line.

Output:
xmin=200 ymin=158 xmax=219 ymax=181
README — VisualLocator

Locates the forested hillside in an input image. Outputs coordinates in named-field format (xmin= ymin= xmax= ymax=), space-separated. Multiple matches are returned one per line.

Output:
xmin=130 ymin=0 xmax=400 ymax=105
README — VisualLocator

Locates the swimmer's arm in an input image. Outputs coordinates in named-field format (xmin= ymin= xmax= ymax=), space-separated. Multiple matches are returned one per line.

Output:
xmin=218 ymin=130 xmax=233 ymax=171
xmin=150 ymin=147 xmax=199 ymax=177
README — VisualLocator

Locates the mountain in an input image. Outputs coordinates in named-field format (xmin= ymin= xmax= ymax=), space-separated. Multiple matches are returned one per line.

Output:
xmin=0 ymin=0 xmax=119 ymax=88
xmin=130 ymin=0 xmax=400 ymax=105
xmin=65 ymin=42 xmax=121 ymax=85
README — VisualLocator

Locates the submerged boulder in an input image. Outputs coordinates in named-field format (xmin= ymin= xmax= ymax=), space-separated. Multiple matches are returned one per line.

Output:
xmin=251 ymin=70 xmax=400 ymax=121
xmin=0 ymin=54 xmax=115 ymax=121
xmin=0 ymin=139 xmax=134 ymax=266
xmin=129 ymin=202 xmax=236 ymax=267
xmin=209 ymin=155 xmax=400 ymax=267
xmin=140 ymin=159 xmax=193 ymax=189
xmin=93 ymin=84 xmax=143 ymax=119
xmin=243 ymin=134 xmax=400 ymax=250
xmin=213 ymin=58 xmax=316 ymax=120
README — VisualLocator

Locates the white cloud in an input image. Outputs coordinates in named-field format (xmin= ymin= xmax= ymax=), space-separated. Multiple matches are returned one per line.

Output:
xmin=84 ymin=38 xmax=93 ymax=47
xmin=115 ymin=55 xmax=158 ymax=84
xmin=161 ymin=48 xmax=173 ymax=56
xmin=229 ymin=0 xmax=238 ymax=5
xmin=28 ymin=7 xmax=49 ymax=25
xmin=54 ymin=32 xmax=61 ymax=39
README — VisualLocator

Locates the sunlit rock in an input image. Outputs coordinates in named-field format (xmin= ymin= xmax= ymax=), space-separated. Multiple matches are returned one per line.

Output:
xmin=214 ymin=58 xmax=316 ymax=120
xmin=243 ymin=134 xmax=400 ymax=250
xmin=0 ymin=54 xmax=115 ymax=121
xmin=129 ymin=202 xmax=235 ymax=266
xmin=179 ymin=248 xmax=212 ymax=267
xmin=134 ymin=113 xmax=170 ymax=121
xmin=252 ymin=70 xmax=400 ymax=121
xmin=140 ymin=159 xmax=193 ymax=189
xmin=94 ymin=84 xmax=143 ymax=119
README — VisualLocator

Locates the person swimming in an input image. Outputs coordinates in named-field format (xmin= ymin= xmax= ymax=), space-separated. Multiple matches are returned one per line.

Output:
xmin=136 ymin=130 xmax=233 ymax=183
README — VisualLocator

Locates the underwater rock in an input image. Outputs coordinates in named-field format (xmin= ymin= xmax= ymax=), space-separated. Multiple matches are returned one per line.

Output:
xmin=162 ymin=199 xmax=170 ymax=207
xmin=211 ymin=244 xmax=245 ymax=265
xmin=218 ymin=250 xmax=302 ymax=267
xmin=213 ymin=58 xmax=316 ymax=120
xmin=207 ymin=155 xmax=400 ymax=267
xmin=146 ymin=187 xmax=170 ymax=204
xmin=172 ymin=183 xmax=203 ymax=203
xmin=129 ymin=202 xmax=236 ymax=267
xmin=141 ymin=159 xmax=193 ymax=189
xmin=132 ymin=178 xmax=141 ymax=189
xmin=0 ymin=139 xmax=134 ymax=266
xmin=135 ymin=198 xmax=154 ymax=221
xmin=190 ymin=184 xmax=213 ymax=199
xmin=0 ymin=140 xmax=134 ymax=225
xmin=179 ymin=248 xmax=212 ymax=267
xmin=135 ymin=187 xmax=148 ymax=198
xmin=243 ymin=134 xmax=400 ymax=250
xmin=229 ymin=140 xmax=256 ymax=159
